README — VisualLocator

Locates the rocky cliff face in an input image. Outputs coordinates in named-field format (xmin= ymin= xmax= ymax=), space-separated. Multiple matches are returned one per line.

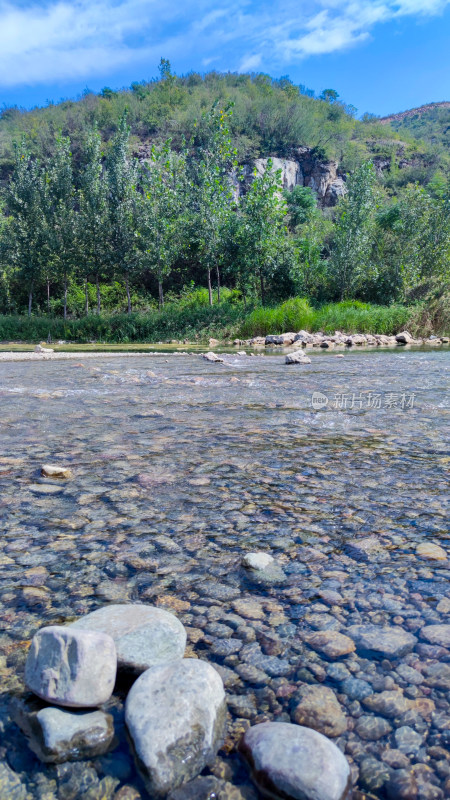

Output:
xmin=236 ymin=147 xmax=346 ymax=208
xmin=136 ymin=143 xmax=347 ymax=208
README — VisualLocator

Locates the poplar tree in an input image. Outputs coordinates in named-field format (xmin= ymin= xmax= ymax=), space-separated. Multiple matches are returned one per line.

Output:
xmin=78 ymin=125 xmax=109 ymax=313
xmin=46 ymin=134 xmax=77 ymax=319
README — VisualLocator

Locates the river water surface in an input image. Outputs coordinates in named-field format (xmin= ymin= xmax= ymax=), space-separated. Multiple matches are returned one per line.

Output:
xmin=0 ymin=349 xmax=449 ymax=800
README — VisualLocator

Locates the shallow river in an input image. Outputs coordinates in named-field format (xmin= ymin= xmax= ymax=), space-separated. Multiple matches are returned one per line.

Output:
xmin=0 ymin=349 xmax=449 ymax=800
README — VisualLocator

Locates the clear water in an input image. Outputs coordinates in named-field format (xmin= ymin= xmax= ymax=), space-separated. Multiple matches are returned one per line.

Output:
xmin=0 ymin=349 xmax=449 ymax=799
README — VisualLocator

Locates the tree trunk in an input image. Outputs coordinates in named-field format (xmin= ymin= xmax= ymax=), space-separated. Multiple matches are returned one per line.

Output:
xmin=216 ymin=265 xmax=221 ymax=303
xmin=260 ymin=269 xmax=266 ymax=306
xmin=47 ymin=278 xmax=50 ymax=312
xmin=158 ymin=280 xmax=164 ymax=310
xmin=28 ymin=287 xmax=33 ymax=317
xmin=125 ymin=274 xmax=131 ymax=314
xmin=207 ymin=268 xmax=213 ymax=306
xmin=96 ymin=274 xmax=101 ymax=314
xmin=63 ymin=275 xmax=68 ymax=321
xmin=84 ymin=278 xmax=89 ymax=315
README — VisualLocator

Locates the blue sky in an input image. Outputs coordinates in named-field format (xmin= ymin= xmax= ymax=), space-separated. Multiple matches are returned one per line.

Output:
xmin=1 ymin=0 xmax=449 ymax=116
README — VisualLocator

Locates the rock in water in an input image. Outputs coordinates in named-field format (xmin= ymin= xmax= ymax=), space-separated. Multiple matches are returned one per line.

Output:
xmin=34 ymin=344 xmax=54 ymax=354
xmin=41 ymin=465 xmax=73 ymax=479
xmin=242 ymin=552 xmax=274 ymax=570
xmin=202 ymin=352 xmax=224 ymax=363
xmin=285 ymin=352 xmax=311 ymax=365
xmin=347 ymin=624 xmax=417 ymax=658
xmin=25 ymin=626 xmax=116 ymax=707
xmin=395 ymin=331 xmax=413 ymax=344
xmin=416 ymin=542 xmax=447 ymax=560
xmin=0 ymin=763 xmax=27 ymax=800
xmin=239 ymin=721 xmax=352 ymax=800
xmin=11 ymin=695 xmax=114 ymax=763
xmin=125 ymin=659 xmax=226 ymax=797
xmin=70 ymin=604 xmax=186 ymax=673
xmin=420 ymin=624 xmax=450 ymax=648
xmin=292 ymin=685 xmax=347 ymax=737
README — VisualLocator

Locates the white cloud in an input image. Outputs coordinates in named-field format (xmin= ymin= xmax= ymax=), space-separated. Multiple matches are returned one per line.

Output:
xmin=0 ymin=0 xmax=449 ymax=87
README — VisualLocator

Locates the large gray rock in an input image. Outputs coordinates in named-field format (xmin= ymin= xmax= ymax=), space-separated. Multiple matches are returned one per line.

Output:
xmin=239 ymin=721 xmax=352 ymax=800
xmin=420 ymin=624 xmax=450 ymax=648
xmin=125 ymin=658 xmax=226 ymax=797
xmin=395 ymin=331 xmax=413 ymax=344
xmin=285 ymin=351 xmax=311 ymax=365
xmin=347 ymin=624 xmax=417 ymax=658
xmin=70 ymin=604 xmax=186 ymax=673
xmin=25 ymin=626 xmax=116 ymax=707
xmin=11 ymin=695 xmax=114 ymax=763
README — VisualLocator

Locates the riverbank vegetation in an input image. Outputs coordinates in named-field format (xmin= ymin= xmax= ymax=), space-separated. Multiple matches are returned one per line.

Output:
xmin=0 ymin=64 xmax=449 ymax=334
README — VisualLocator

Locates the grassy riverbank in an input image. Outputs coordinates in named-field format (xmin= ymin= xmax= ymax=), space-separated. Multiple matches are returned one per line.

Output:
xmin=0 ymin=298 xmax=444 ymax=344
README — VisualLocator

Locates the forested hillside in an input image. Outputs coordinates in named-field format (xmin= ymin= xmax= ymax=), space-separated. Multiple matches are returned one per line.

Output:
xmin=0 ymin=65 xmax=448 ymax=332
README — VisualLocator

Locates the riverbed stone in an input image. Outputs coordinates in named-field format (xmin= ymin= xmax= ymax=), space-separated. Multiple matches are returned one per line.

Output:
xmin=303 ymin=630 xmax=355 ymax=658
xmin=203 ymin=352 xmax=224 ymax=363
xmin=285 ymin=352 xmax=311 ymax=365
xmin=292 ymin=685 xmax=347 ymax=737
xmin=125 ymin=658 xmax=226 ymax=797
xmin=11 ymin=695 xmax=114 ymax=762
xmin=25 ymin=626 xmax=116 ymax=707
xmin=70 ymin=603 xmax=186 ymax=673
xmin=239 ymin=721 xmax=352 ymax=800
xmin=395 ymin=726 xmax=423 ymax=755
xmin=362 ymin=690 xmax=414 ymax=718
xmin=355 ymin=715 xmax=392 ymax=740
xmin=416 ymin=543 xmax=447 ymax=560
xmin=347 ymin=624 xmax=417 ymax=658
xmin=41 ymin=464 xmax=73 ymax=479
xmin=420 ymin=624 xmax=450 ymax=648
xmin=0 ymin=764 xmax=27 ymax=800
xmin=395 ymin=331 xmax=413 ymax=344
xmin=242 ymin=553 xmax=274 ymax=570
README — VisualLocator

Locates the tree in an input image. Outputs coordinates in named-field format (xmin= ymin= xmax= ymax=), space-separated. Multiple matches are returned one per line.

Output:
xmin=106 ymin=114 xmax=140 ymax=313
xmin=45 ymin=134 xmax=77 ymax=319
xmin=3 ymin=140 xmax=48 ymax=315
xmin=78 ymin=125 xmax=109 ymax=313
xmin=139 ymin=140 xmax=187 ymax=308
xmin=284 ymin=186 xmax=316 ymax=230
xmin=191 ymin=103 xmax=237 ymax=305
xmin=329 ymin=161 xmax=377 ymax=299
xmin=320 ymin=89 xmax=339 ymax=103
xmin=236 ymin=160 xmax=288 ymax=305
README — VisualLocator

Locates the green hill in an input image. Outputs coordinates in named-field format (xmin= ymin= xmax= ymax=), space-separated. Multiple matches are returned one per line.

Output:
xmin=0 ymin=71 xmax=448 ymax=190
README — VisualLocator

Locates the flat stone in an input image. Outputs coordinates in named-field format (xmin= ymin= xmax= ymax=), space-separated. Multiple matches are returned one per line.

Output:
xmin=303 ymin=630 xmax=355 ymax=658
xmin=28 ymin=483 xmax=64 ymax=495
xmin=125 ymin=658 xmax=226 ymax=797
xmin=347 ymin=624 xmax=417 ymax=658
xmin=70 ymin=603 xmax=186 ymax=673
xmin=11 ymin=695 xmax=114 ymax=763
xmin=41 ymin=464 xmax=73 ymax=479
xmin=340 ymin=677 xmax=373 ymax=701
xmin=25 ymin=626 xmax=116 ymax=708
xmin=423 ymin=662 xmax=450 ymax=689
xmin=355 ymin=715 xmax=392 ymax=741
xmin=420 ymin=624 xmax=450 ymax=648
xmin=203 ymin=352 xmax=224 ymax=363
xmin=416 ymin=543 xmax=447 ymax=560
xmin=232 ymin=599 xmax=265 ymax=620
xmin=242 ymin=553 xmax=274 ymax=570
xmin=394 ymin=726 xmax=423 ymax=755
xmin=292 ymin=685 xmax=347 ymax=737
xmin=239 ymin=721 xmax=351 ymax=800
xmin=362 ymin=690 xmax=414 ymax=719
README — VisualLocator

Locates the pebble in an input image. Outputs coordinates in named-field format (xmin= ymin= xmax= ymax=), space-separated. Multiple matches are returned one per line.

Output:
xmin=125 ymin=658 xmax=226 ymax=796
xmin=70 ymin=604 xmax=186 ymax=673
xmin=395 ymin=725 xmax=424 ymax=754
xmin=416 ymin=543 xmax=447 ymax=561
xmin=355 ymin=715 xmax=392 ymax=740
xmin=0 ymin=764 xmax=27 ymax=800
xmin=242 ymin=553 xmax=274 ymax=570
xmin=292 ymin=685 xmax=347 ymax=737
xmin=420 ymin=624 xmax=450 ymax=648
xmin=303 ymin=630 xmax=355 ymax=658
xmin=239 ymin=721 xmax=351 ymax=800
xmin=41 ymin=464 xmax=73 ymax=479
xmin=347 ymin=624 xmax=417 ymax=658
xmin=24 ymin=626 xmax=117 ymax=707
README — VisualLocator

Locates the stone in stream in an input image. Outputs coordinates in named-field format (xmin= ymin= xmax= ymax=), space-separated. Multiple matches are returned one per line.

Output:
xmin=34 ymin=344 xmax=54 ymax=354
xmin=70 ymin=603 xmax=186 ymax=673
xmin=285 ymin=351 xmax=311 ymax=365
xmin=239 ymin=721 xmax=352 ymax=800
xmin=125 ymin=658 xmax=226 ymax=797
xmin=25 ymin=626 xmax=116 ymax=707
xmin=0 ymin=763 xmax=27 ymax=800
xmin=11 ymin=695 xmax=114 ymax=763
xmin=41 ymin=464 xmax=73 ymax=479
xmin=202 ymin=352 xmax=224 ymax=363
xmin=292 ymin=685 xmax=347 ymax=737
xmin=415 ymin=542 xmax=447 ymax=560
xmin=395 ymin=331 xmax=413 ymax=344
xmin=347 ymin=624 xmax=417 ymax=658
xmin=420 ymin=624 xmax=450 ymax=648
xmin=242 ymin=552 xmax=274 ymax=570
xmin=303 ymin=630 xmax=355 ymax=658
